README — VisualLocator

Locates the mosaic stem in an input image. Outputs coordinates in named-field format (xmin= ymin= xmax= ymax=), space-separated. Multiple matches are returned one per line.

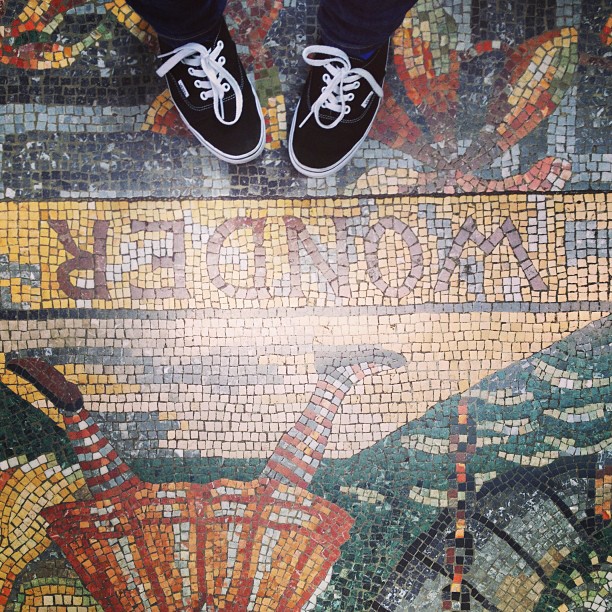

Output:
xmin=262 ymin=348 xmax=406 ymax=489
xmin=7 ymin=358 xmax=140 ymax=497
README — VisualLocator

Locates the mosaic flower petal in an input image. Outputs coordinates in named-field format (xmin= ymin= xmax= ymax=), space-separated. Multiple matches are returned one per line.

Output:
xmin=105 ymin=0 xmax=156 ymax=49
xmin=457 ymin=156 xmax=573 ymax=193
xmin=0 ymin=454 xmax=86 ymax=607
xmin=142 ymin=89 xmax=190 ymax=137
xmin=490 ymin=28 xmax=579 ymax=152
xmin=392 ymin=0 xmax=460 ymax=143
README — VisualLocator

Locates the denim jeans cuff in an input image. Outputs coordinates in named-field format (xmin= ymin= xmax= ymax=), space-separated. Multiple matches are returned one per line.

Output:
xmin=319 ymin=25 xmax=388 ymax=57
xmin=157 ymin=18 xmax=223 ymax=48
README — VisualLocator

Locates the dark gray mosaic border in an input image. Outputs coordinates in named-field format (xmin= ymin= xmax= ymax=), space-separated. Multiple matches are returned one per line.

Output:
xmin=0 ymin=302 xmax=610 ymax=321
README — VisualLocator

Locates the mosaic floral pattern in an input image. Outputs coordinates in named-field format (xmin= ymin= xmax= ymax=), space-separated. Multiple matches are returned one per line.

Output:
xmin=0 ymin=0 xmax=154 ymax=70
xmin=0 ymin=0 xmax=609 ymax=197
xmin=0 ymin=0 xmax=611 ymax=610
xmin=0 ymin=453 xmax=86 ymax=607
xmin=361 ymin=16 xmax=581 ymax=194
xmin=3 ymin=349 xmax=403 ymax=609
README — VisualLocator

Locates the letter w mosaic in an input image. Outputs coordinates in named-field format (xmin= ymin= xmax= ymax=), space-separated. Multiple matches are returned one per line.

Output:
xmin=434 ymin=217 xmax=548 ymax=293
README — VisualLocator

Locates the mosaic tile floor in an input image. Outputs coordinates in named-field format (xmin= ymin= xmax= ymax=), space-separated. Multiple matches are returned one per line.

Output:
xmin=0 ymin=0 xmax=611 ymax=610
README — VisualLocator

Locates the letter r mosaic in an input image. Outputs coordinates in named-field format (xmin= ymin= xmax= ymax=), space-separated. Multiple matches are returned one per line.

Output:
xmin=0 ymin=0 xmax=611 ymax=610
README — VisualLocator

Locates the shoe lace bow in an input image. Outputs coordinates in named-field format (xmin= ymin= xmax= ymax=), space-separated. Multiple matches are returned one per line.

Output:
xmin=157 ymin=41 xmax=243 ymax=126
xmin=298 ymin=45 xmax=383 ymax=130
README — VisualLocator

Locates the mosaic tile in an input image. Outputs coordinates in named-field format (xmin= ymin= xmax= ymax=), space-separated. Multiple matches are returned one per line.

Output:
xmin=0 ymin=0 xmax=610 ymax=198
xmin=0 ymin=0 xmax=611 ymax=610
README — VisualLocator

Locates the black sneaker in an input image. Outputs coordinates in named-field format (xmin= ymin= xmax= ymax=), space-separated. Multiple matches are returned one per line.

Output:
xmin=156 ymin=19 xmax=265 ymax=164
xmin=288 ymin=43 xmax=388 ymax=177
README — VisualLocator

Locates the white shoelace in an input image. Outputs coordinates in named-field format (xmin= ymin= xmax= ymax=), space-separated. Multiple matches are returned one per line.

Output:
xmin=298 ymin=45 xmax=384 ymax=130
xmin=156 ymin=41 xmax=243 ymax=126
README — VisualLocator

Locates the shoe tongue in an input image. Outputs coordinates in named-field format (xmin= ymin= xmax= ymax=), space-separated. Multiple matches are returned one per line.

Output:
xmin=344 ymin=52 xmax=370 ymax=69
xmin=158 ymin=33 xmax=218 ymax=56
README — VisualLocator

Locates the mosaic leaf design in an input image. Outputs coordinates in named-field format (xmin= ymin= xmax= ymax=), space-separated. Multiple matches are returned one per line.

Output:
xmin=396 ymin=320 xmax=612 ymax=490
xmin=461 ymin=27 xmax=579 ymax=169
xmin=392 ymin=0 xmax=460 ymax=146
xmin=493 ymin=27 xmax=579 ymax=150
xmin=308 ymin=315 xmax=612 ymax=609
xmin=535 ymin=526 xmax=612 ymax=611
xmin=0 ymin=454 xmax=86 ymax=607
xmin=0 ymin=0 xmax=153 ymax=69
xmin=348 ymin=156 xmax=572 ymax=196
xmin=2 ymin=319 xmax=612 ymax=610
xmin=373 ymin=455 xmax=610 ymax=610
xmin=369 ymin=16 xmax=580 ymax=191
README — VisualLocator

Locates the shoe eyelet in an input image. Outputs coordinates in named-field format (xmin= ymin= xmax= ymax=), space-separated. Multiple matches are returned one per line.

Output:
xmin=200 ymin=92 xmax=207 ymax=100
xmin=219 ymin=57 xmax=226 ymax=66
xmin=347 ymin=93 xmax=355 ymax=101
xmin=322 ymin=74 xmax=330 ymax=84
xmin=223 ymin=83 xmax=230 ymax=92
xmin=344 ymin=107 xmax=351 ymax=114
xmin=188 ymin=68 xmax=196 ymax=75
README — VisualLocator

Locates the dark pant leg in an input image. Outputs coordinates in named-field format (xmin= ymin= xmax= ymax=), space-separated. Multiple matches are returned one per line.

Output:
xmin=126 ymin=0 xmax=227 ymax=46
xmin=318 ymin=0 xmax=419 ymax=55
